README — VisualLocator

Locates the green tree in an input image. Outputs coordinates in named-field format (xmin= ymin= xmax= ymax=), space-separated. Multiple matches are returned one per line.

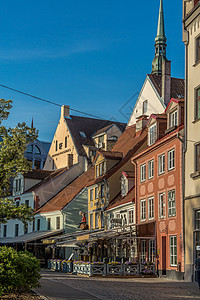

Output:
xmin=0 ymin=246 xmax=41 ymax=295
xmin=0 ymin=98 xmax=38 ymax=224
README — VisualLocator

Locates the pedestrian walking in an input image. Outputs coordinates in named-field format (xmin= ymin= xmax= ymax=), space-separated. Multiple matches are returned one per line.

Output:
xmin=195 ymin=254 xmax=200 ymax=289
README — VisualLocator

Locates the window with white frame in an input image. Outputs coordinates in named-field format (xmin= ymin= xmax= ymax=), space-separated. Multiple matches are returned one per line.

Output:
xmin=149 ymin=240 xmax=155 ymax=263
xmin=129 ymin=209 xmax=134 ymax=224
xmin=168 ymin=149 xmax=175 ymax=170
xmin=90 ymin=214 xmax=93 ymax=229
xmin=90 ymin=189 xmax=94 ymax=201
xmin=170 ymin=236 xmax=177 ymax=266
xmin=148 ymin=197 xmax=154 ymax=220
xmin=170 ymin=110 xmax=178 ymax=127
xmin=168 ymin=190 xmax=176 ymax=217
xmin=140 ymin=199 xmax=146 ymax=221
xmin=149 ymin=124 xmax=156 ymax=146
xmin=158 ymin=154 xmax=165 ymax=175
xmin=140 ymin=164 xmax=146 ymax=182
xmin=159 ymin=193 xmax=165 ymax=218
xmin=148 ymin=160 xmax=154 ymax=179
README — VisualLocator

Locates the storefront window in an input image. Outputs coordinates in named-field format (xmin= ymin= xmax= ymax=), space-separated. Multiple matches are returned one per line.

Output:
xmin=149 ymin=240 xmax=155 ymax=263
xmin=140 ymin=240 xmax=146 ymax=262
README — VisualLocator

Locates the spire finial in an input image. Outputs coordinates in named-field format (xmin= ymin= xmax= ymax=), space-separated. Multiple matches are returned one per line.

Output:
xmin=157 ymin=0 xmax=165 ymax=39
xmin=151 ymin=0 xmax=167 ymax=75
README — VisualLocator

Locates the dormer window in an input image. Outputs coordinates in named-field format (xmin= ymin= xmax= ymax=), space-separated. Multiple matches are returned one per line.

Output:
xmin=149 ymin=124 xmax=156 ymax=146
xmin=96 ymin=161 xmax=106 ymax=178
xmin=170 ymin=110 xmax=178 ymax=127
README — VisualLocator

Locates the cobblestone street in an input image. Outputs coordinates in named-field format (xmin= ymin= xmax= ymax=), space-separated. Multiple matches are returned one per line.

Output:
xmin=34 ymin=270 xmax=200 ymax=300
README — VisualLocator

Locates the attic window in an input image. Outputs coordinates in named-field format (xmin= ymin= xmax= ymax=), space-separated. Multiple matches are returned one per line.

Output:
xmin=143 ymin=100 xmax=148 ymax=114
xmin=149 ymin=124 xmax=156 ymax=146
xmin=110 ymin=136 xmax=118 ymax=141
xmin=170 ymin=110 xmax=178 ymax=127
xmin=79 ymin=131 xmax=86 ymax=138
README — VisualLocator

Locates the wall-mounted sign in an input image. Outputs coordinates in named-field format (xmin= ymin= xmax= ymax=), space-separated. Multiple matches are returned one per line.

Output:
xmin=52 ymin=149 xmax=71 ymax=158
xmin=196 ymin=246 xmax=200 ymax=251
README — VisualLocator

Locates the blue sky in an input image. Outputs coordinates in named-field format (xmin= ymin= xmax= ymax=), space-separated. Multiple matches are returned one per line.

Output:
xmin=0 ymin=0 xmax=184 ymax=142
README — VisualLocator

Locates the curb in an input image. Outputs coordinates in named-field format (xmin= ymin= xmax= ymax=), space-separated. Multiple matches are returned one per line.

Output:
xmin=32 ymin=290 xmax=49 ymax=300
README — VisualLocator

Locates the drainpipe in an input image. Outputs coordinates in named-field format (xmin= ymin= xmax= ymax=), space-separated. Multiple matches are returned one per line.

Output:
xmin=131 ymin=159 xmax=138 ymax=260
xmin=177 ymin=132 xmax=185 ymax=279
xmin=182 ymin=20 xmax=189 ymax=280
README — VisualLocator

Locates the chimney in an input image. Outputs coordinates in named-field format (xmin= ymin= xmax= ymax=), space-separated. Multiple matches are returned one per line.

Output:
xmin=162 ymin=60 xmax=171 ymax=106
xmin=61 ymin=105 xmax=70 ymax=119
xmin=136 ymin=115 xmax=148 ymax=135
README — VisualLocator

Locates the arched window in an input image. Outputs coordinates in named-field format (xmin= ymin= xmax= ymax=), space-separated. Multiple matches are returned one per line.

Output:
xmin=34 ymin=145 xmax=41 ymax=155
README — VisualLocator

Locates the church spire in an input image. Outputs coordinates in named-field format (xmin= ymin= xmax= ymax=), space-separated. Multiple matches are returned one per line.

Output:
xmin=151 ymin=0 xmax=167 ymax=75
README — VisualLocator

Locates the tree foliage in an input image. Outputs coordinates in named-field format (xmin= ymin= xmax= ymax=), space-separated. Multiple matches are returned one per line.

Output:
xmin=0 ymin=198 xmax=34 ymax=225
xmin=0 ymin=246 xmax=41 ymax=295
xmin=0 ymin=98 xmax=38 ymax=223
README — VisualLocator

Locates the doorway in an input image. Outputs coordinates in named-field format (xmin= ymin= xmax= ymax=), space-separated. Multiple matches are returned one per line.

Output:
xmin=162 ymin=236 xmax=166 ymax=275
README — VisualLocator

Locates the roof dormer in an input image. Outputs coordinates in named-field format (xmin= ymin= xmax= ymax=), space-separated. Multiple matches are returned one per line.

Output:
xmin=147 ymin=114 xmax=167 ymax=146
xmin=121 ymin=171 xmax=135 ymax=197
xmin=165 ymin=98 xmax=184 ymax=134
xmin=93 ymin=150 xmax=122 ymax=178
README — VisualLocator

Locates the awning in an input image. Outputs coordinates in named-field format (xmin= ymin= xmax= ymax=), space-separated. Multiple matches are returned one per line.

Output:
xmin=56 ymin=239 xmax=78 ymax=248
xmin=0 ymin=229 xmax=64 ymax=244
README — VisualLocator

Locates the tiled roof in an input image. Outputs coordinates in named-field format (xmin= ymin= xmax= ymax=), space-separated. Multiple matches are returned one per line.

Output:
xmin=148 ymin=74 xmax=185 ymax=103
xmin=87 ymin=125 xmax=148 ymax=186
xmin=123 ymin=171 xmax=135 ymax=178
xmin=24 ymin=169 xmax=52 ymax=180
xmin=35 ymin=166 xmax=95 ymax=214
xmin=24 ymin=167 xmax=69 ymax=194
xmin=106 ymin=187 xmax=135 ymax=211
xmin=97 ymin=150 xmax=123 ymax=160
xmin=65 ymin=116 xmax=126 ymax=156
xmin=92 ymin=124 xmax=118 ymax=138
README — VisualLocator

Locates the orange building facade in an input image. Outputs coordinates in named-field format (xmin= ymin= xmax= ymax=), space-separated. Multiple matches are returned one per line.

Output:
xmin=132 ymin=99 xmax=185 ymax=280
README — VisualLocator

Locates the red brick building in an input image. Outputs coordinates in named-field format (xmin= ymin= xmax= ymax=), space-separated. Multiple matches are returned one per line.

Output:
xmin=132 ymin=98 xmax=184 ymax=280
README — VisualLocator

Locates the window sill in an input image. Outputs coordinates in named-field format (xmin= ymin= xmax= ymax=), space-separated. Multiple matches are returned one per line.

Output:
xmin=168 ymin=167 xmax=175 ymax=172
xmin=190 ymin=171 xmax=200 ymax=179
xmin=192 ymin=118 xmax=200 ymax=124
xmin=165 ymin=126 xmax=177 ymax=135
xmin=158 ymin=171 xmax=165 ymax=176
xmin=193 ymin=60 xmax=200 ymax=67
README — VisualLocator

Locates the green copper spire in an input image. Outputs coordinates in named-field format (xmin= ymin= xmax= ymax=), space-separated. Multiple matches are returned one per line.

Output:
xmin=152 ymin=0 xmax=167 ymax=75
